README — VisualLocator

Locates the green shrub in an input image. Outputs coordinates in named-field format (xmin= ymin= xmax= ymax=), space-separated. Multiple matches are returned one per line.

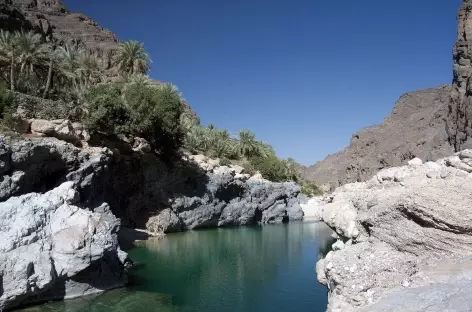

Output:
xmin=300 ymin=181 xmax=323 ymax=196
xmin=123 ymin=83 xmax=184 ymax=158
xmin=248 ymin=155 xmax=288 ymax=182
xmin=219 ymin=157 xmax=232 ymax=166
xmin=85 ymin=85 xmax=130 ymax=135
xmin=0 ymin=83 xmax=12 ymax=120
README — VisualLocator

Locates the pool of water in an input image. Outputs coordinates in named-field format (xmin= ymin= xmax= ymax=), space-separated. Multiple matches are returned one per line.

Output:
xmin=22 ymin=221 xmax=334 ymax=312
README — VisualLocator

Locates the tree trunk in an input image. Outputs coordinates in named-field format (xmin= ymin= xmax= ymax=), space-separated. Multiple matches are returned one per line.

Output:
xmin=10 ymin=53 xmax=14 ymax=91
xmin=43 ymin=58 xmax=53 ymax=98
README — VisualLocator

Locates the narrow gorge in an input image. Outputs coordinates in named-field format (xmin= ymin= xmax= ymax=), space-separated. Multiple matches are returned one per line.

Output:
xmin=1 ymin=0 xmax=472 ymax=312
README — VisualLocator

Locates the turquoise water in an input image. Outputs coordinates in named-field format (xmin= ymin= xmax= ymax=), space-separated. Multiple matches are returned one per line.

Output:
xmin=23 ymin=222 xmax=333 ymax=312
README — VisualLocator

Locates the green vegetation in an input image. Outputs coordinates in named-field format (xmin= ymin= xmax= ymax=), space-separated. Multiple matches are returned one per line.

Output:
xmin=300 ymin=181 xmax=323 ymax=196
xmin=182 ymin=123 xmax=317 ymax=186
xmin=0 ymin=29 xmax=322 ymax=192
xmin=0 ymin=83 xmax=12 ymax=119
xmin=112 ymin=40 xmax=151 ymax=76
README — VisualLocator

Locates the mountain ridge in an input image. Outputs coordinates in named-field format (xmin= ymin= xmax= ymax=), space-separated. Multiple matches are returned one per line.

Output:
xmin=302 ymin=85 xmax=454 ymax=191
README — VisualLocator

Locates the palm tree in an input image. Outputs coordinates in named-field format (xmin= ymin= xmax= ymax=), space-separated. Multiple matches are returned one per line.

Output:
xmin=235 ymin=130 xmax=262 ymax=158
xmin=112 ymin=40 xmax=151 ymax=75
xmin=216 ymin=129 xmax=230 ymax=141
xmin=43 ymin=44 xmax=57 ymax=98
xmin=184 ymin=125 xmax=207 ymax=153
xmin=16 ymin=31 xmax=48 ymax=78
xmin=125 ymin=73 xmax=152 ymax=89
xmin=282 ymin=157 xmax=301 ymax=182
xmin=257 ymin=141 xmax=275 ymax=158
xmin=181 ymin=112 xmax=200 ymax=132
xmin=0 ymin=30 xmax=18 ymax=90
xmin=210 ymin=138 xmax=232 ymax=158
xmin=207 ymin=128 xmax=231 ymax=157
xmin=79 ymin=52 xmax=102 ymax=86
xmin=55 ymin=44 xmax=84 ymax=83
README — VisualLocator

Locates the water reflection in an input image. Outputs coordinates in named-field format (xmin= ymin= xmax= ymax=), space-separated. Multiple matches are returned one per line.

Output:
xmin=22 ymin=222 xmax=333 ymax=312
xmin=19 ymin=290 xmax=180 ymax=312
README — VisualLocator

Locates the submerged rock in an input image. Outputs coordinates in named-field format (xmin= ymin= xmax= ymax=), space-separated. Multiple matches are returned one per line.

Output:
xmin=315 ymin=151 xmax=472 ymax=311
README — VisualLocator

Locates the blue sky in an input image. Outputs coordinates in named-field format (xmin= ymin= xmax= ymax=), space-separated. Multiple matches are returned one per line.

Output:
xmin=64 ymin=0 xmax=461 ymax=165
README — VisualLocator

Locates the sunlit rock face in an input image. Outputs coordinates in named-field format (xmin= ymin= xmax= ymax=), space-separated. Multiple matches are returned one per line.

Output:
xmin=315 ymin=150 xmax=472 ymax=312
xmin=0 ymin=182 xmax=129 ymax=311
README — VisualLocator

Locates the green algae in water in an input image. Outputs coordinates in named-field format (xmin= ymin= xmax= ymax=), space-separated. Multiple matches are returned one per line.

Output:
xmin=21 ymin=222 xmax=333 ymax=312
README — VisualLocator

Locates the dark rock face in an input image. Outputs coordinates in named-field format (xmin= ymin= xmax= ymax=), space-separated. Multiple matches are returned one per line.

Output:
xmin=447 ymin=0 xmax=472 ymax=151
xmin=171 ymin=175 xmax=303 ymax=231
xmin=303 ymin=85 xmax=454 ymax=191
xmin=0 ymin=0 xmax=118 ymax=53
xmin=0 ymin=136 xmax=305 ymax=231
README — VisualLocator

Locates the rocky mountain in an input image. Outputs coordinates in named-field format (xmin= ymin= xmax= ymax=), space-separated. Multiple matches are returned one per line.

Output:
xmin=0 ymin=0 xmax=118 ymax=53
xmin=303 ymin=1 xmax=472 ymax=191
xmin=302 ymin=85 xmax=454 ymax=191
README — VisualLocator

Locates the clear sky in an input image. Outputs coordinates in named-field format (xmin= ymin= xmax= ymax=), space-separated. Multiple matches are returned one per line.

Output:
xmin=64 ymin=0 xmax=461 ymax=165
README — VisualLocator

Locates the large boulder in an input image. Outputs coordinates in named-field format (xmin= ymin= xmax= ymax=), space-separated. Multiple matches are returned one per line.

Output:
xmin=171 ymin=169 xmax=304 ymax=230
xmin=29 ymin=119 xmax=89 ymax=143
xmin=0 ymin=182 xmax=129 ymax=311
xmin=315 ymin=151 xmax=472 ymax=312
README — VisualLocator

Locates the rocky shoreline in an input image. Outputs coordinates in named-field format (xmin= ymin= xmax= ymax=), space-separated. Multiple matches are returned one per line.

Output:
xmin=0 ymin=135 xmax=306 ymax=310
xmin=302 ymin=152 xmax=472 ymax=311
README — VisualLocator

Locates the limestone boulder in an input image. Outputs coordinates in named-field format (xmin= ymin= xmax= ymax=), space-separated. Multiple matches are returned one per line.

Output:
xmin=0 ymin=182 xmax=129 ymax=311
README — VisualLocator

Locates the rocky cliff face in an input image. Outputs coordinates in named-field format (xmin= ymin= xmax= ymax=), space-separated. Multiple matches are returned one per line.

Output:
xmin=303 ymin=85 xmax=454 ymax=191
xmin=0 ymin=0 xmax=118 ymax=53
xmin=447 ymin=0 xmax=472 ymax=151
xmin=305 ymin=152 xmax=472 ymax=311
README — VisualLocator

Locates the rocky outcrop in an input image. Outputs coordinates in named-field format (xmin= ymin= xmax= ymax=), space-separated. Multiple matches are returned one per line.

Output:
xmin=0 ymin=136 xmax=305 ymax=233
xmin=303 ymin=85 xmax=454 ymax=192
xmin=0 ymin=180 xmax=129 ymax=310
xmin=447 ymin=0 xmax=472 ymax=151
xmin=305 ymin=0 xmax=472 ymax=192
xmin=308 ymin=151 xmax=472 ymax=311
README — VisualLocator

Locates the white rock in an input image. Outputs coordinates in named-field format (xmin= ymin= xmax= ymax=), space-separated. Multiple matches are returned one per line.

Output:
xmin=249 ymin=172 xmax=264 ymax=181
xmin=30 ymin=119 xmax=55 ymax=136
xmin=425 ymin=161 xmax=442 ymax=171
xmin=213 ymin=166 xmax=234 ymax=176
xmin=426 ymin=171 xmax=440 ymax=179
xmin=0 ymin=182 xmax=128 ymax=310
xmin=230 ymin=165 xmax=245 ymax=174
xmin=333 ymin=240 xmax=345 ymax=251
xmin=301 ymin=197 xmax=324 ymax=220
xmin=321 ymin=200 xmax=358 ymax=239
xmin=408 ymin=157 xmax=423 ymax=166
